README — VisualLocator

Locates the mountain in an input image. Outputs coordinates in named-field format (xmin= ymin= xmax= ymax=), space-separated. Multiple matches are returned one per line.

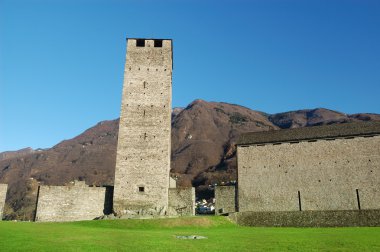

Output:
xmin=268 ymin=108 xmax=380 ymax=128
xmin=0 ymin=100 xmax=379 ymax=220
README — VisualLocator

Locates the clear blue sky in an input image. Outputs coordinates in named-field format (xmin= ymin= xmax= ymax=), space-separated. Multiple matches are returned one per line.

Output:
xmin=1 ymin=0 xmax=379 ymax=152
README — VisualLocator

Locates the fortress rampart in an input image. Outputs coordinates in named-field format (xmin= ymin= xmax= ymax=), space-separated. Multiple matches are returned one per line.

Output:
xmin=215 ymin=186 xmax=236 ymax=215
xmin=168 ymin=188 xmax=195 ymax=216
xmin=35 ymin=181 xmax=111 ymax=222
xmin=237 ymin=122 xmax=380 ymax=213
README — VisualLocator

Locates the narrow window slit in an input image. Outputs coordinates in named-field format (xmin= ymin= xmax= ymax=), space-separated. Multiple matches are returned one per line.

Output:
xmin=356 ymin=189 xmax=361 ymax=210
xmin=298 ymin=191 xmax=302 ymax=211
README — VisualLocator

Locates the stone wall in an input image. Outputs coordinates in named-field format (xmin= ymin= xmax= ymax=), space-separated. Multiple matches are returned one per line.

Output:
xmin=215 ymin=186 xmax=236 ymax=215
xmin=238 ymin=135 xmax=380 ymax=212
xmin=168 ymin=188 xmax=195 ymax=216
xmin=229 ymin=210 xmax=380 ymax=227
xmin=0 ymin=184 xmax=7 ymax=220
xmin=114 ymin=38 xmax=172 ymax=215
xmin=169 ymin=177 xmax=177 ymax=189
xmin=35 ymin=181 xmax=107 ymax=222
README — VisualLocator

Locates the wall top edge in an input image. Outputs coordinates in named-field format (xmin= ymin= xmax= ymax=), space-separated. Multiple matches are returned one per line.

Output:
xmin=237 ymin=121 xmax=380 ymax=146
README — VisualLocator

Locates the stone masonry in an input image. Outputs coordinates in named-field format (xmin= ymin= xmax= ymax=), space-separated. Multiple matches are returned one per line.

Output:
xmin=169 ymin=177 xmax=177 ymax=189
xmin=35 ymin=181 xmax=107 ymax=222
xmin=229 ymin=210 xmax=380 ymax=227
xmin=215 ymin=186 xmax=236 ymax=215
xmin=113 ymin=38 xmax=173 ymax=215
xmin=0 ymin=184 xmax=7 ymax=220
xmin=168 ymin=188 xmax=196 ymax=216
xmin=237 ymin=122 xmax=380 ymax=213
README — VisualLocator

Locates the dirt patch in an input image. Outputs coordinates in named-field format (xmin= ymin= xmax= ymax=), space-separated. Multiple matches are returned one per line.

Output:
xmin=159 ymin=217 xmax=214 ymax=228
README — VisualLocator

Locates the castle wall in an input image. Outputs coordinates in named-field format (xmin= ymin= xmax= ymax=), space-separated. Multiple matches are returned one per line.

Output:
xmin=238 ymin=135 xmax=380 ymax=212
xmin=114 ymin=39 xmax=172 ymax=215
xmin=215 ymin=186 xmax=236 ymax=215
xmin=35 ymin=181 xmax=106 ymax=222
xmin=0 ymin=184 xmax=7 ymax=220
xmin=168 ymin=188 xmax=195 ymax=216
xmin=229 ymin=210 xmax=380 ymax=227
xmin=169 ymin=177 xmax=177 ymax=189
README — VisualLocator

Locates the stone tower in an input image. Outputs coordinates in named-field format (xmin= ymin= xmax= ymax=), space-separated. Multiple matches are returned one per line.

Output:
xmin=113 ymin=38 xmax=173 ymax=215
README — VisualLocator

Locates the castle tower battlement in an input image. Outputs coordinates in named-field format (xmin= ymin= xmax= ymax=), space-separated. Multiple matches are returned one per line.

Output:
xmin=113 ymin=38 xmax=173 ymax=215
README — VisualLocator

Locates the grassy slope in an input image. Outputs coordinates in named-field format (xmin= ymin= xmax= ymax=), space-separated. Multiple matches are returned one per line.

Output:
xmin=0 ymin=216 xmax=380 ymax=251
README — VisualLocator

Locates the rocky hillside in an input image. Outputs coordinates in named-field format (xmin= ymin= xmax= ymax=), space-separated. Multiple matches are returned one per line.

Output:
xmin=0 ymin=147 xmax=36 ymax=161
xmin=268 ymin=108 xmax=380 ymax=128
xmin=1 ymin=100 xmax=379 ymax=220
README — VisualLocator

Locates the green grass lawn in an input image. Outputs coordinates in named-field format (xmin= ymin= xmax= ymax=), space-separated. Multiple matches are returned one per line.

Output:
xmin=0 ymin=216 xmax=379 ymax=251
